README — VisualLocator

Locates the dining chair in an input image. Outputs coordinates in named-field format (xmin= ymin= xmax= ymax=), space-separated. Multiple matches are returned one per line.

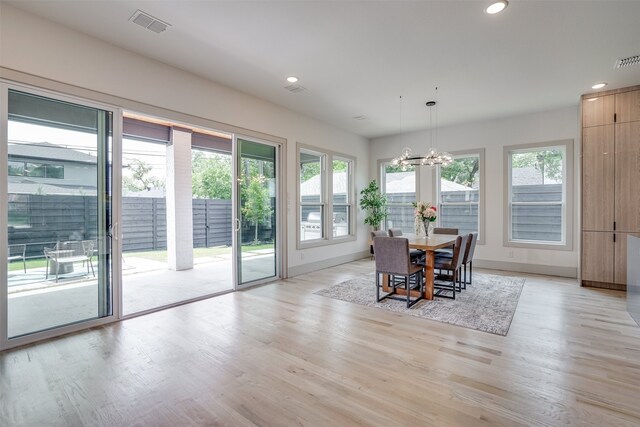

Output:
xmin=388 ymin=228 xmax=423 ymax=260
xmin=370 ymin=230 xmax=387 ymax=259
xmin=436 ymin=232 xmax=475 ymax=289
xmin=461 ymin=232 xmax=478 ymax=286
xmin=431 ymin=234 xmax=468 ymax=299
xmin=373 ymin=236 xmax=424 ymax=308
xmin=433 ymin=227 xmax=459 ymax=235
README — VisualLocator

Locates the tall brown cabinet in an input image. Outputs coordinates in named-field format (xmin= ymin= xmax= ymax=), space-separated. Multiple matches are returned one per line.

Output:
xmin=581 ymin=86 xmax=640 ymax=290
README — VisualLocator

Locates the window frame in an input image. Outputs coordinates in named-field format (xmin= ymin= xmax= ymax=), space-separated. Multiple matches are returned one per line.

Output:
xmin=378 ymin=159 xmax=420 ymax=233
xmin=297 ymin=143 xmax=356 ymax=249
xmin=433 ymin=148 xmax=485 ymax=245
xmin=503 ymin=139 xmax=574 ymax=250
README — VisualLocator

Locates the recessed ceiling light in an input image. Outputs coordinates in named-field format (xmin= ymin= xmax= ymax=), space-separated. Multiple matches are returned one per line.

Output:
xmin=287 ymin=76 xmax=299 ymax=83
xmin=586 ymin=97 xmax=599 ymax=102
xmin=485 ymin=1 xmax=508 ymax=14
xmin=591 ymin=82 xmax=607 ymax=89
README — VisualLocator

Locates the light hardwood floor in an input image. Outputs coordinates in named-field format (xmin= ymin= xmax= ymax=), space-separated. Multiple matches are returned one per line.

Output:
xmin=1 ymin=258 xmax=640 ymax=426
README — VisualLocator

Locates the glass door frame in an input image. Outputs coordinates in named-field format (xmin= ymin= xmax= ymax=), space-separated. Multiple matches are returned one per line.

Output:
xmin=233 ymin=134 xmax=282 ymax=290
xmin=0 ymin=81 xmax=122 ymax=351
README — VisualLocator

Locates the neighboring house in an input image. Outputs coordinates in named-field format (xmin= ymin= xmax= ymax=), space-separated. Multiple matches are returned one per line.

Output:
xmin=8 ymin=141 xmax=97 ymax=196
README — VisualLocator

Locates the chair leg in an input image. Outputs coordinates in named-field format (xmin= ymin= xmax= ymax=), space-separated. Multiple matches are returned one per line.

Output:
xmin=23 ymin=259 xmax=26 ymax=274
xmin=89 ymin=259 xmax=95 ymax=277
xmin=376 ymin=272 xmax=380 ymax=302
xmin=45 ymin=259 xmax=49 ymax=281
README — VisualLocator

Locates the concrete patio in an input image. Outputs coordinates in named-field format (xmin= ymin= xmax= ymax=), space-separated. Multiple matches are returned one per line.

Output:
xmin=7 ymin=248 xmax=275 ymax=338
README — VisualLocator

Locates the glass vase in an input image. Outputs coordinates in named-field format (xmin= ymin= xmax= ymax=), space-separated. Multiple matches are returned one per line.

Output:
xmin=423 ymin=220 xmax=434 ymax=238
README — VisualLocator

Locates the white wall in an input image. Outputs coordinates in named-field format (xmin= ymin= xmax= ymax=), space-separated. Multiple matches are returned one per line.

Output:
xmin=0 ymin=3 xmax=371 ymax=275
xmin=370 ymin=106 xmax=580 ymax=275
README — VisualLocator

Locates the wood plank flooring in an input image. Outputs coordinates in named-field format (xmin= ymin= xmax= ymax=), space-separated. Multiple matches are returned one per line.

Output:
xmin=1 ymin=258 xmax=640 ymax=426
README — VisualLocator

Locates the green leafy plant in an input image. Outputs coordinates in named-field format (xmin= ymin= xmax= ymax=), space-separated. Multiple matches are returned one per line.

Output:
xmin=241 ymin=175 xmax=273 ymax=244
xmin=359 ymin=180 xmax=387 ymax=231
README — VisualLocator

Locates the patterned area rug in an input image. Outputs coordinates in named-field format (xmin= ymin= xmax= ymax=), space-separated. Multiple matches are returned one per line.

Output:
xmin=314 ymin=272 xmax=525 ymax=336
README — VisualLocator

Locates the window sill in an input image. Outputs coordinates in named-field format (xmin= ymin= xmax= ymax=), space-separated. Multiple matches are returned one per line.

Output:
xmin=504 ymin=239 xmax=572 ymax=251
xmin=297 ymin=234 xmax=356 ymax=250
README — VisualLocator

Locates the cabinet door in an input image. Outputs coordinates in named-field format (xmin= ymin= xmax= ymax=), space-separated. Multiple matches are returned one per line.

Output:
xmin=582 ymin=231 xmax=614 ymax=283
xmin=615 ymin=122 xmax=640 ymax=232
xmin=582 ymin=125 xmax=614 ymax=231
xmin=582 ymin=95 xmax=615 ymax=127
xmin=614 ymin=233 xmax=640 ymax=285
xmin=615 ymin=90 xmax=640 ymax=123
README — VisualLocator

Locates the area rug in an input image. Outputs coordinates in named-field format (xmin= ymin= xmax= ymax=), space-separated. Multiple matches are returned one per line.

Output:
xmin=314 ymin=272 xmax=525 ymax=336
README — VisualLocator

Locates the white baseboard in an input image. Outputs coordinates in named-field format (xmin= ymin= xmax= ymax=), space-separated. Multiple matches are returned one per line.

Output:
xmin=288 ymin=250 xmax=370 ymax=277
xmin=474 ymin=259 xmax=577 ymax=278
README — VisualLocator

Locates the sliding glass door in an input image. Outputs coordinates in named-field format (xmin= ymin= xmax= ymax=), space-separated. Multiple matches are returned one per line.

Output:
xmin=236 ymin=137 xmax=279 ymax=287
xmin=3 ymin=87 xmax=114 ymax=341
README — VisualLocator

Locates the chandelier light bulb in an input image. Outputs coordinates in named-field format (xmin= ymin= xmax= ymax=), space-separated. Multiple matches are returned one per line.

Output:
xmin=402 ymin=147 xmax=412 ymax=158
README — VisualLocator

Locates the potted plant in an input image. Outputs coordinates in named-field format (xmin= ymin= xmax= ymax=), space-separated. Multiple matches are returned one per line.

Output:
xmin=359 ymin=180 xmax=387 ymax=231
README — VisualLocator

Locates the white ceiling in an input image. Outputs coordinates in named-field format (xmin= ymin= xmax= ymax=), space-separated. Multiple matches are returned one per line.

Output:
xmin=7 ymin=1 xmax=640 ymax=138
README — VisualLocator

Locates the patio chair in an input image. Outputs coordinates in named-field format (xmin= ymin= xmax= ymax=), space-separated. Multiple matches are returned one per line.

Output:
xmin=373 ymin=236 xmax=424 ymax=308
xmin=8 ymin=244 xmax=27 ymax=273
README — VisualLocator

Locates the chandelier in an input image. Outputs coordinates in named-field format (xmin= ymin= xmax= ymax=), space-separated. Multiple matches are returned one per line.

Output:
xmin=391 ymin=90 xmax=452 ymax=168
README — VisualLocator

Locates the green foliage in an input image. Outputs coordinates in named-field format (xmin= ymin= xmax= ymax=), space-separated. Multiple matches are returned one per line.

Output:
xmin=241 ymin=175 xmax=273 ymax=244
xmin=192 ymin=151 xmax=232 ymax=199
xmin=299 ymin=158 xmax=348 ymax=183
xmin=511 ymin=149 xmax=563 ymax=183
xmin=123 ymin=159 xmax=165 ymax=192
xmin=440 ymin=157 xmax=479 ymax=187
xmin=359 ymin=180 xmax=387 ymax=231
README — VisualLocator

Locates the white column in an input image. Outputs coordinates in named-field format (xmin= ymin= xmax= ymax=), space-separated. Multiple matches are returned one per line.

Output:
xmin=166 ymin=127 xmax=193 ymax=271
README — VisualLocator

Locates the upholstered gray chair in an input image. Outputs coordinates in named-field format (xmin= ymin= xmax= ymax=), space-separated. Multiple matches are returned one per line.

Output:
xmin=435 ymin=232 xmax=478 ymax=289
xmin=373 ymin=236 xmax=424 ymax=308
xmin=433 ymin=227 xmax=459 ymax=235
xmin=431 ymin=234 xmax=468 ymax=299
xmin=388 ymin=228 xmax=423 ymax=261
xmin=433 ymin=227 xmax=458 ymax=257
xmin=461 ymin=233 xmax=478 ymax=286
xmin=370 ymin=230 xmax=387 ymax=259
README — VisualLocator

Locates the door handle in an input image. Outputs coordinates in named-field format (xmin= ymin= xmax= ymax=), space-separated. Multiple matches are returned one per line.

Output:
xmin=235 ymin=218 xmax=241 ymax=232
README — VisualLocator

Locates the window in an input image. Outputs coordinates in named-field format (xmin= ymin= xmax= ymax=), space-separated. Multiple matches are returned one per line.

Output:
xmin=436 ymin=149 xmax=484 ymax=243
xmin=8 ymin=160 xmax=64 ymax=178
xmin=298 ymin=145 xmax=355 ymax=246
xmin=332 ymin=158 xmax=352 ymax=237
xmin=504 ymin=140 xmax=573 ymax=249
xmin=380 ymin=161 xmax=417 ymax=233
xmin=8 ymin=161 xmax=24 ymax=176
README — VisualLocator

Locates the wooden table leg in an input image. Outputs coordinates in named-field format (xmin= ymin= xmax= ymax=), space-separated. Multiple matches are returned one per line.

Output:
xmin=382 ymin=273 xmax=391 ymax=292
xmin=424 ymin=251 xmax=434 ymax=300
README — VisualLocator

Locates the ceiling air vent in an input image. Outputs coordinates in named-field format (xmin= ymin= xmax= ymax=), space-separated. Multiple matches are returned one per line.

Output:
xmin=284 ymin=84 xmax=306 ymax=93
xmin=615 ymin=54 xmax=640 ymax=69
xmin=353 ymin=115 xmax=367 ymax=121
xmin=130 ymin=10 xmax=170 ymax=34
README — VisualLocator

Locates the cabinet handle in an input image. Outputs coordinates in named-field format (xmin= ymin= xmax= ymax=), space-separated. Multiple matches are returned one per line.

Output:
xmin=614 ymin=221 xmax=616 ymax=230
xmin=614 ymin=113 xmax=617 ymax=123
xmin=613 ymin=233 xmax=616 ymax=243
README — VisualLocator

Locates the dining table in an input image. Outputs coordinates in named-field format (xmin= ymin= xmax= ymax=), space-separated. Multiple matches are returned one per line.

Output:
xmin=381 ymin=233 xmax=458 ymax=300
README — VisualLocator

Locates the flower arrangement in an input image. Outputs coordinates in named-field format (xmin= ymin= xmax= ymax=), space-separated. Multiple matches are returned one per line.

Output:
xmin=413 ymin=201 xmax=437 ymax=237
xmin=413 ymin=201 xmax=437 ymax=222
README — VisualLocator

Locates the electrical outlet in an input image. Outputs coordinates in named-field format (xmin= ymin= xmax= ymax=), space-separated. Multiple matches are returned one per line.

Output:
xmin=508 ymin=250 xmax=514 ymax=259
xmin=300 ymin=252 xmax=305 ymax=261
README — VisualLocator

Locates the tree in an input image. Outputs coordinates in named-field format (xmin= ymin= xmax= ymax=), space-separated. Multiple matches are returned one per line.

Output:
xmin=241 ymin=175 xmax=272 ymax=244
xmin=192 ymin=151 xmax=232 ymax=199
xmin=440 ymin=157 xmax=479 ymax=187
xmin=359 ymin=180 xmax=387 ymax=231
xmin=511 ymin=150 xmax=563 ymax=184
xmin=123 ymin=159 xmax=165 ymax=192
